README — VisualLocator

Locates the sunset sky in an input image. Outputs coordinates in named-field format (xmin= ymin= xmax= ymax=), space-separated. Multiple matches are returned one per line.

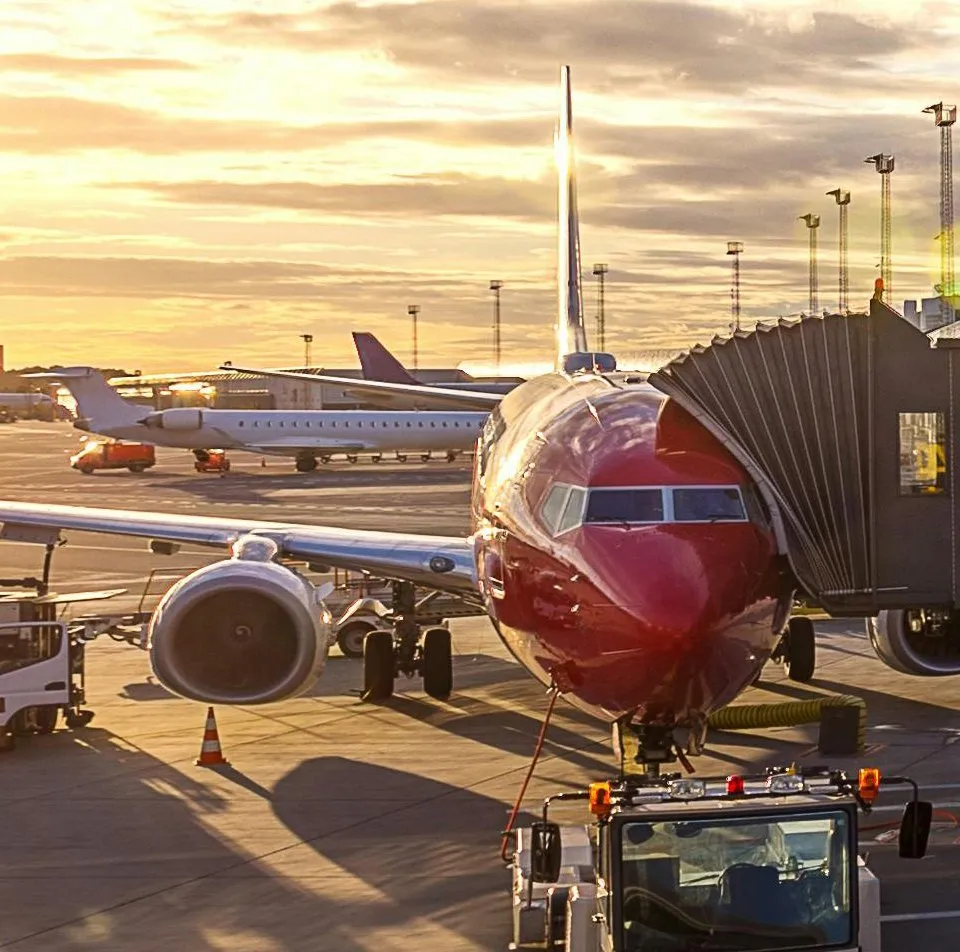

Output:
xmin=1 ymin=0 xmax=959 ymax=373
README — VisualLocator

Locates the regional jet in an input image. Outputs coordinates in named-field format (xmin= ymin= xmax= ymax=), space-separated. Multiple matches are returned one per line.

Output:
xmin=37 ymin=368 xmax=487 ymax=471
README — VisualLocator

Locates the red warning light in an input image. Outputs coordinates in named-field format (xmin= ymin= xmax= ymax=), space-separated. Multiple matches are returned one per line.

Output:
xmin=726 ymin=775 xmax=745 ymax=795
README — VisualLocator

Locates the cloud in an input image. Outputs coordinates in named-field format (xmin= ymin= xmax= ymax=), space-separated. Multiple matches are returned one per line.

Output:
xmin=109 ymin=174 xmax=552 ymax=220
xmin=164 ymin=2 xmax=933 ymax=95
xmin=0 ymin=254 xmax=489 ymax=300
xmin=0 ymin=54 xmax=193 ymax=76
xmin=0 ymin=94 xmax=545 ymax=155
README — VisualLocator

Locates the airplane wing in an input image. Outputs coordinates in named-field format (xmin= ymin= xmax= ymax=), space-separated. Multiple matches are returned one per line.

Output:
xmin=220 ymin=364 xmax=503 ymax=412
xmin=0 ymin=502 xmax=478 ymax=594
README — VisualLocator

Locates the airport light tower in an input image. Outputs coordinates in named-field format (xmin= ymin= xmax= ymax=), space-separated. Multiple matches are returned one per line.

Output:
xmin=799 ymin=214 xmax=820 ymax=315
xmin=299 ymin=333 xmax=313 ymax=367
xmin=726 ymin=241 xmax=743 ymax=332
xmin=924 ymin=103 xmax=956 ymax=324
xmin=826 ymin=188 xmax=851 ymax=313
xmin=592 ymin=263 xmax=608 ymax=351
xmin=864 ymin=153 xmax=895 ymax=304
xmin=489 ymin=280 xmax=503 ymax=374
xmin=407 ymin=304 xmax=420 ymax=371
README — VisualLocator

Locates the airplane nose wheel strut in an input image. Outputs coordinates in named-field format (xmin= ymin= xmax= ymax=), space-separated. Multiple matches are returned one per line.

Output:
xmin=360 ymin=580 xmax=453 ymax=702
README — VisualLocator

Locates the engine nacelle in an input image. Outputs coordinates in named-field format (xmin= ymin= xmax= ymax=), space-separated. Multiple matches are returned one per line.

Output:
xmin=868 ymin=609 xmax=960 ymax=676
xmin=143 ymin=408 xmax=204 ymax=430
xmin=149 ymin=537 xmax=333 ymax=704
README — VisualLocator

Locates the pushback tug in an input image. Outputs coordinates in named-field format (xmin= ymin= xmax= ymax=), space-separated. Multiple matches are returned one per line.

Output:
xmin=510 ymin=765 xmax=930 ymax=952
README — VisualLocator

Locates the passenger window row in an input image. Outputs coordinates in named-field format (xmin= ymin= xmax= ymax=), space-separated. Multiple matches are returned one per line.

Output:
xmin=540 ymin=484 xmax=749 ymax=534
xmin=233 ymin=419 xmax=476 ymax=430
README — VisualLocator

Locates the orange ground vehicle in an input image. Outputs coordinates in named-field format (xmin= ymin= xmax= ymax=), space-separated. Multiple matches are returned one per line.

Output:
xmin=193 ymin=449 xmax=230 ymax=473
xmin=70 ymin=440 xmax=156 ymax=475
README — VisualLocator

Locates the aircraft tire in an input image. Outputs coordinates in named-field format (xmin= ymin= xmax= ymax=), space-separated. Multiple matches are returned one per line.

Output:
xmin=295 ymin=456 xmax=318 ymax=473
xmin=362 ymin=630 xmax=395 ymax=701
xmin=337 ymin=621 xmax=374 ymax=659
xmin=785 ymin=616 xmax=816 ymax=682
xmin=422 ymin=627 xmax=453 ymax=700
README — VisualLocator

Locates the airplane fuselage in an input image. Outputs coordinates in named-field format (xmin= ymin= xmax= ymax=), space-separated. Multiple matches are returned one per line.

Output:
xmin=470 ymin=372 xmax=790 ymax=727
xmin=82 ymin=408 xmax=488 ymax=456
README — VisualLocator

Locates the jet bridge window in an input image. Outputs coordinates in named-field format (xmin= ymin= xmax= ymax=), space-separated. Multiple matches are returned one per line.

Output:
xmin=672 ymin=487 xmax=747 ymax=522
xmin=899 ymin=411 xmax=948 ymax=496
xmin=585 ymin=488 xmax=664 ymax=524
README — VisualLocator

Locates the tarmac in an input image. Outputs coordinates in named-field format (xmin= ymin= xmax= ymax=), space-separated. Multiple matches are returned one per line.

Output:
xmin=0 ymin=422 xmax=959 ymax=950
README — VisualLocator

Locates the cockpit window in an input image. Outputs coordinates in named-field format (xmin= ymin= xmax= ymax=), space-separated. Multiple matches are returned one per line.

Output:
xmin=673 ymin=487 xmax=746 ymax=523
xmin=585 ymin=489 xmax=664 ymax=524
xmin=541 ymin=484 xmax=753 ymax=535
xmin=540 ymin=484 xmax=570 ymax=533
xmin=539 ymin=484 xmax=588 ymax=534
xmin=557 ymin=487 xmax=587 ymax=533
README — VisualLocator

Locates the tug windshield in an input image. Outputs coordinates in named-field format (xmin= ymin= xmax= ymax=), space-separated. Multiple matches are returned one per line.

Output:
xmin=619 ymin=810 xmax=852 ymax=950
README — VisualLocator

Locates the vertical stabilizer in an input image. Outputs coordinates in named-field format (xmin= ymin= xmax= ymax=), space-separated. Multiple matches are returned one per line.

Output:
xmin=352 ymin=332 xmax=421 ymax=385
xmin=25 ymin=368 xmax=144 ymax=430
xmin=556 ymin=65 xmax=589 ymax=367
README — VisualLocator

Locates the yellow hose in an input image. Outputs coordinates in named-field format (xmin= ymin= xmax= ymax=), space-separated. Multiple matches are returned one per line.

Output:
xmin=707 ymin=694 xmax=866 ymax=751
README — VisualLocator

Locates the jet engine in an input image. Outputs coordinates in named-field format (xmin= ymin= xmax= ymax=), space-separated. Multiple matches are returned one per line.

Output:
xmin=148 ymin=536 xmax=333 ymax=704
xmin=142 ymin=408 xmax=203 ymax=430
xmin=868 ymin=609 xmax=960 ymax=676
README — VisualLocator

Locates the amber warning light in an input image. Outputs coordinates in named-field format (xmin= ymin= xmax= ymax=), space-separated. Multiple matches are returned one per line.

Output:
xmin=858 ymin=768 xmax=881 ymax=803
xmin=589 ymin=782 xmax=611 ymax=818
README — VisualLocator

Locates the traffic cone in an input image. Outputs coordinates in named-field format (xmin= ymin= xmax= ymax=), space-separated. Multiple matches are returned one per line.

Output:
xmin=260 ymin=456 xmax=266 ymax=467
xmin=196 ymin=706 xmax=230 ymax=767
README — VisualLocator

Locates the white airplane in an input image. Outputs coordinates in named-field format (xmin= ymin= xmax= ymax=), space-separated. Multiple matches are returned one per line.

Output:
xmin=0 ymin=391 xmax=66 ymax=420
xmin=34 ymin=368 xmax=488 ymax=471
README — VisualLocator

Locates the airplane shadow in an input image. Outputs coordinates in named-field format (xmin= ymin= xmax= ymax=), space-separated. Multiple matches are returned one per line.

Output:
xmin=271 ymin=756 xmax=515 ymax=949
xmin=0 ymin=729 xmax=396 ymax=952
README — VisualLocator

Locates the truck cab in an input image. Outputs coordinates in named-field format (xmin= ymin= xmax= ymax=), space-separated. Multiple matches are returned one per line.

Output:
xmin=511 ymin=767 xmax=930 ymax=952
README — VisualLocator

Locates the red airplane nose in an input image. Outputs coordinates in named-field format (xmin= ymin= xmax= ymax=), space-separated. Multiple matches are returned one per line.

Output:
xmin=506 ymin=523 xmax=783 ymax=723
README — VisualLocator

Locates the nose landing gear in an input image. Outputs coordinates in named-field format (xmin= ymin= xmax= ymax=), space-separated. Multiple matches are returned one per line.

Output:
xmin=772 ymin=616 xmax=816 ymax=683
xmin=360 ymin=581 xmax=453 ymax=702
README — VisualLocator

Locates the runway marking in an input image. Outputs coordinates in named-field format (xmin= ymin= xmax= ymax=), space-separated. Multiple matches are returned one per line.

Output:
xmin=882 ymin=911 xmax=960 ymax=923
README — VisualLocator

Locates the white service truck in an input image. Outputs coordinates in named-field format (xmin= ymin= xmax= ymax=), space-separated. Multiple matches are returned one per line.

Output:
xmin=511 ymin=766 xmax=930 ymax=952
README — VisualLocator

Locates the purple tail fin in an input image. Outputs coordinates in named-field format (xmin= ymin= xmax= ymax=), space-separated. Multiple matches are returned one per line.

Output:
xmin=352 ymin=332 xmax=421 ymax=384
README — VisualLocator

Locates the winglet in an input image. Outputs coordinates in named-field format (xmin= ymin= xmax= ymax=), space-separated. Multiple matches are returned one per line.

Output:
xmin=556 ymin=65 xmax=589 ymax=367
xmin=352 ymin=332 xmax=421 ymax=385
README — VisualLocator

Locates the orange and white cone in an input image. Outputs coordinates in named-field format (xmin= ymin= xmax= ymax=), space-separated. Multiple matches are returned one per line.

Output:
xmin=196 ymin=706 xmax=230 ymax=767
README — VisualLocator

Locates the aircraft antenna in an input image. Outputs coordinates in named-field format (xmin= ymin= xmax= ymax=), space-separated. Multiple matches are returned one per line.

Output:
xmin=799 ymin=214 xmax=820 ymax=315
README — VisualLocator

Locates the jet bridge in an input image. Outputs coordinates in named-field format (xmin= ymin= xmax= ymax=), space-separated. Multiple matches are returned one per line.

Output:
xmin=648 ymin=299 xmax=960 ymax=616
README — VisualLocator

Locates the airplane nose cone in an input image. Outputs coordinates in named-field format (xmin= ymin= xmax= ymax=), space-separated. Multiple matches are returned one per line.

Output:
xmin=518 ymin=525 xmax=782 ymax=722
xmin=579 ymin=525 xmax=767 ymax=635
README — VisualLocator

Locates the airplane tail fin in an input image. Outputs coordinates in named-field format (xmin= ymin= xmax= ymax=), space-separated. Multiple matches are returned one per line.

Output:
xmin=25 ymin=368 xmax=145 ymax=429
xmin=352 ymin=332 xmax=421 ymax=385
xmin=556 ymin=64 xmax=589 ymax=369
